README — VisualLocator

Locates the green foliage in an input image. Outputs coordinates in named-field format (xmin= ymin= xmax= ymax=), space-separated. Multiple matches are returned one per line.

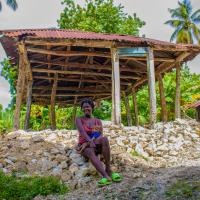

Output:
xmin=130 ymin=150 xmax=148 ymax=161
xmin=165 ymin=180 xmax=200 ymax=199
xmin=0 ymin=171 xmax=69 ymax=200
xmin=0 ymin=107 xmax=14 ymax=133
xmin=1 ymin=59 xmax=17 ymax=106
xmin=58 ymin=0 xmax=145 ymax=36
xmin=165 ymin=0 xmax=200 ymax=44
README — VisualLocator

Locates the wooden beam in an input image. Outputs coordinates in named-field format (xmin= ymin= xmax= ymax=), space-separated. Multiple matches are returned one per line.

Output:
xmin=27 ymin=47 xmax=175 ymax=62
xmin=27 ymin=47 xmax=111 ymax=58
xmin=50 ymin=74 xmax=58 ymax=130
xmin=158 ymin=73 xmax=167 ymax=122
xmin=33 ymin=86 xmax=110 ymax=92
xmin=25 ymin=39 xmax=113 ymax=48
xmin=30 ymin=60 xmax=146 ymax=74
xmin=24 ymin=80 xmax=33 ymax=130
xmin=133 ymin=52 xmax=190 ymax=90
xmin=33 ymin=75 xmax=131 ymax=85
xmin=33 ymin=93 xmax=111 ymax=97
xmin=32 ymin=68 xmax=140 ymax=80
xmin=132 ymin=88 xmax=139 ymax=126
xmin=147 ymin=47 xmax=157 ymax=127
xmin=13 ymin=48 xmax=26 ymax=130
xmin=18 ymin=43 xmax=33 ymax=81
xmin=121 ymin=56 xmax=175 ymax=62
xmin=124 ymin=92 xmax=132 ymax=126
xmin=111 ymin=48 xmax=121 ymax=125
xmin=175 ymin=62 xmax=181 ymax=119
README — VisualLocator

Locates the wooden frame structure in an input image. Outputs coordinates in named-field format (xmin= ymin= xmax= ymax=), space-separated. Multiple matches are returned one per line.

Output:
xmin=0 ymin=29 xmax=200 ymax=130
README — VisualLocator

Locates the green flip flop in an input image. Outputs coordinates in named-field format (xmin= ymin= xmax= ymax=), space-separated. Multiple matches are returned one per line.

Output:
xmin=111 ymin=173 xmax=122 ymax=182
xmin=97 ymin=178 xmax=112 ymax=187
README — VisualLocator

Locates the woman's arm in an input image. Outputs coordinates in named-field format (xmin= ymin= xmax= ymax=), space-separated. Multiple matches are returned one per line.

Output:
xmin=75 ymin=117 xmax=91 ymax=142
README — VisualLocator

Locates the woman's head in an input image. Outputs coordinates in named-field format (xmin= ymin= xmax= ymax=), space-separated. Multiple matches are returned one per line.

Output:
xmin=80 ymin=98 xmax=94 ymax=118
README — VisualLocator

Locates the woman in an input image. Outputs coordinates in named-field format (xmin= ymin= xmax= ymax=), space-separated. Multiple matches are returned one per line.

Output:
xmin=76 ymin=99 xmax=122 ymax=186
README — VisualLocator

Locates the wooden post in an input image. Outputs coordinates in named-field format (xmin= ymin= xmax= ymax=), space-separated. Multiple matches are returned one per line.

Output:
xmin=72 ymin=105 xmax=77 ymax=128
xmin=147 ymin=47 xmax=157 ymax=127
xmin=13 ymin=51 xmax=26 ymax=130
xmin=175 ymin=62 xmax=181 ymax=119
xmin=124 ymin=92 xmax=132 ymax=126
xmin=158 ymin=73 xmax=167 ymax=122
xmin=111 ymin=48 xmax=121 ymax=125
xmin=132 ymin=88 xmax=139 ymax=126
xmin=50 ymin=73 xmax=58 ymax=130
xmin=24 ymin=80 xmax=33 ymax=130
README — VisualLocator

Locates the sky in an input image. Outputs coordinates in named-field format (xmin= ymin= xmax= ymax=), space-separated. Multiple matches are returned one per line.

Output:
xmin=0 ymin=0 xmax=200 ymax=108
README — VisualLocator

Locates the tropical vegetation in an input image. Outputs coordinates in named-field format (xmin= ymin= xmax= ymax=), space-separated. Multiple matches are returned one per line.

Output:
xmin=0 ymin=0 xmax=18 ymax=11
xmin=165 ymin=0 xmax=200 ymax=44
xmin=0 ymin=0 xmax=200 ymax=132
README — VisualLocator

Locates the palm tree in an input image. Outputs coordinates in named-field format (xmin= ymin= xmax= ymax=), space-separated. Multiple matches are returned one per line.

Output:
xmin=165 ymin=0 xmax=200 ymax=44
xmin=0 ymin=0 xmax=18 ymax=11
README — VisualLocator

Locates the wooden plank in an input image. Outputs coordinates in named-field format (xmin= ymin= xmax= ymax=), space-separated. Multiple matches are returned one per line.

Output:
xmin=133 ymin=52 xmax=190 ymax=90
xmin=111 ymin=48 xmax=121 ymax=125
xmin=14 ymin=50 xmax=26 ymax=130
xmin=24 ymin=80 xmax=33 ymax=130
xmin=158 ymin=73 xmax=167 ymax=122
xmin=33 ymin=93 xmax=110 ymax=97
xmin=50 ymin=74 xmax=58 ymax=130
xmin=132 ymin=88 xmax=139 ymax=126
xmin=32 ymin=68 xmax=140 ymax=80
xmin=25 ymin=39 xmax=113 ymax=48
xmin=175 ymin=62 xmax=181 ymax=119
xmin=27 ymin=47 xmax=175 ymax=62
xmin=147 ymin=47 xmax=157 ymax=127
xmin=30 ymin=60 xmax=147 ymax=73
xmin=33 ymin=75 xmax=131 ymax=85
xmin=18 ymin=43 xmax=33 ymax=81
xmin=33 ymin=86 xmax=110 ymax=92
xmin=27 ymin=47 xmax=111 ymax=58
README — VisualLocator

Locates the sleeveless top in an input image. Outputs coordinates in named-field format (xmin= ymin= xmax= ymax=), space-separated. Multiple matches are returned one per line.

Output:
xmin=78 ymin=118 xmax=101 ymax=144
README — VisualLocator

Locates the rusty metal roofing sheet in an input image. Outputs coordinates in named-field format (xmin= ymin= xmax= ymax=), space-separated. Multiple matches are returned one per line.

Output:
xmin=0 ymin=28 xmax=199 ymax=49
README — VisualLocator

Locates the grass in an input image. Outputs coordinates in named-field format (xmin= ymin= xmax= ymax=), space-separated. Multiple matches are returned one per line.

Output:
xmin=0 ymin=171 xmax=69 ymax=200
xmin=130 ymin=150 xmax=148 ymax=161
xmin=165 ymin=180 xmax=200 ymax=199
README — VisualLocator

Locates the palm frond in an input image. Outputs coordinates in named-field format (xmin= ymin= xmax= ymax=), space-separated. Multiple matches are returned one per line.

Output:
xmin=170 ymin=27 xmax=182 ymax=42
xmin=165 ymin=20 xmax=184 ymax=28
xmin=191 ymin=24 xmax=200 ymax=44
xmin=6 ymin=0 xmax=17 ymax=11
xmin=191 ymin=9 xmax=200 ymax=20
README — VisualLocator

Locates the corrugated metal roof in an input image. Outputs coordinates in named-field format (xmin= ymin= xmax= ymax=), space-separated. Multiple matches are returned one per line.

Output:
xmin=0 ymin=28 xmax=199 ymax=49
xmin=186 ymin=101 xmax=200 ymax=108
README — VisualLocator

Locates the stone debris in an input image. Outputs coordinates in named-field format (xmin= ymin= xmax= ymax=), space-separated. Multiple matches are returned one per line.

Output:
xmin=0 ymin=119 xmax=199 ymax=189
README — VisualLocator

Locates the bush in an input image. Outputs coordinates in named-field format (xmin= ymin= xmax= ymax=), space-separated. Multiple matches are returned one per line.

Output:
xmin=0 ymin=171 xmax=69 ymax=200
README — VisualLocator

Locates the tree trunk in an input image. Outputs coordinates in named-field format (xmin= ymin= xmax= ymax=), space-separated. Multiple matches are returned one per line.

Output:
xmin=24 ymin=80 xmax=33 ymax=130
xmin=132 ymin=88 xmax=139 ymax=126
xmin=158 ymin=73 xmax=167 ymax=122
xmin=50 ymin=74 xmax=58 ymax=130
xmin=175 ymin=62 xmax=181 ymax=119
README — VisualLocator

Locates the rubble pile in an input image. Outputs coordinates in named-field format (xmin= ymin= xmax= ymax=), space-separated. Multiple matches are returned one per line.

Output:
xmin=0 ymin=119 xmax=199 ymax=189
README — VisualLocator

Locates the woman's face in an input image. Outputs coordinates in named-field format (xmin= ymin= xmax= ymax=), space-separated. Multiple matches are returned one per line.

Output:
xmin=82 ymin=103 xmax=92 ymax=117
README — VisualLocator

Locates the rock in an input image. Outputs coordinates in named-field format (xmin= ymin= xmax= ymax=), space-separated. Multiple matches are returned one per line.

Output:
xmin=32 ymin=135 xmax=44 ymax=142
xmin=52 ymin=166 xmax=62 ymax=176
xmin=69 ymin=163 xmax=79 ymax=175
xmin=135 ymin=143 xmax=149 ymax=158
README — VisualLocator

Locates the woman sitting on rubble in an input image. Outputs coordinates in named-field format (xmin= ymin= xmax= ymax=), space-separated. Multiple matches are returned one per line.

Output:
xmin=75 ymin=98 xmax=122 ymax=186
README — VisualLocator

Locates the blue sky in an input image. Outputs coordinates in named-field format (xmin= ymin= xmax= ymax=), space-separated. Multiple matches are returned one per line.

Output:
xmin=0 ymin=0 xmax=200 ymax=108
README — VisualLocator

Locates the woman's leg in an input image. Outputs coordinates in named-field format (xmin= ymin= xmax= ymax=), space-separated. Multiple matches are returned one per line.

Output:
xmin=82 ymin=147 xmax=110 ymax=179
xmin=95 ymin=136 xmax=112 ymax=176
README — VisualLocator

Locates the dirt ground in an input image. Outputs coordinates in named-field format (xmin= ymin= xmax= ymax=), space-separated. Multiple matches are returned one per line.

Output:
xmin=34 ymin=159 xmax=200 ymax=200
